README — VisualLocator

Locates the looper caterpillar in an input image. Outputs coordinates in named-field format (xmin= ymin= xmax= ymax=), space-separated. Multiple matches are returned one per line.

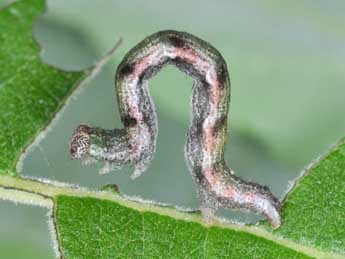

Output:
xmin=69 ymin=30 xmax=281 ymax=228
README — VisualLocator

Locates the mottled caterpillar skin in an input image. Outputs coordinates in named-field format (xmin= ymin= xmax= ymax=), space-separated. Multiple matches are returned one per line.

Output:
xmin=69 ymin=30 xmax=282 ymax=228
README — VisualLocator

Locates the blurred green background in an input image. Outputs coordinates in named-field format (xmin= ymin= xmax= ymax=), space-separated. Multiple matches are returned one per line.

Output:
xmin=1 ymin=0 xmax=345 ymax=258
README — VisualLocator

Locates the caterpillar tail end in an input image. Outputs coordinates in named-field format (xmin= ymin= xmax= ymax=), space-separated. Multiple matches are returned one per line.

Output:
xmin=240 ymin=184 xmax=282 ymax=229
xmin=199 ymin=170 xmax=282 ymax=229
xmin=259 ymin=193 xmax=282 ymax=229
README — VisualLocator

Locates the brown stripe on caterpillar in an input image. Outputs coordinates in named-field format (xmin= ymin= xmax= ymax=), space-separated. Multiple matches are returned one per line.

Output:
xmin=137 ymin=61 xmax=169 ymax=84
xmin=173 ymin=56 xmax=209 ymax=87
xmin=118 ymin=62 xmax=135 ymax=78
xmin=213 ymin=115 xmax=227 ymax=135
xmin=122 ymin=114 xmax=137 ymax=128
xmin=216 ymin=62 xmax=229 ymax=89
xmin=166 ymin=34 xmax=187 ymax=49
xmin=192 ymin=165 xmax=204 ymax=184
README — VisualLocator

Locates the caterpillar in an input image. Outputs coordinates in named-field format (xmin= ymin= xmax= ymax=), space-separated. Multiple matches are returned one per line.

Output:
xmin=69 ymin=30 xmax=281 ymax=228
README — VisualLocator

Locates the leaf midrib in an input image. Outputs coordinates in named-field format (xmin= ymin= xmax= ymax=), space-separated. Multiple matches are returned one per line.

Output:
xmin=0 ymin=174 xmax=343 ymax=259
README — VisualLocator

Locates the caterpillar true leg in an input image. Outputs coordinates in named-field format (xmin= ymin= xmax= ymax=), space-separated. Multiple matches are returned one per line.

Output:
xmin=69 ymin=30 xmax=282 ymax=228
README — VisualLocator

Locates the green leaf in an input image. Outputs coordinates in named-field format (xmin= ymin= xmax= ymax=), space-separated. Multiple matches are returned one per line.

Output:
xmin=275 ymin=138 xmax=345 ymax=254
xmin=0 ymin=0 xmax=85 ymax=174
xmin=54 ymin=195 xmax=312 ymax=259
xmin=0 ymin=0 xmax=345 ymax=259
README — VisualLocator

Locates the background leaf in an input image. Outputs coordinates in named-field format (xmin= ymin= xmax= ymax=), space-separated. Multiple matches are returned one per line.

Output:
xmin=0 ymin=0 xmax=85 ymax=174
xmin=0 ymin=0 xmax=86 ymax=258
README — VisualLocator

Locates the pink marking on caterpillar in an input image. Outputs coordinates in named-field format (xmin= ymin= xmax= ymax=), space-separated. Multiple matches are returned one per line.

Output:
xmin=69 ymin=30 xmax=282 ymax=228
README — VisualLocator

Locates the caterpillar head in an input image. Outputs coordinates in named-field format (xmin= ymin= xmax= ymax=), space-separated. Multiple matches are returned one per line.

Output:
xmin=69 ymin=125 xmax=91 ymax=159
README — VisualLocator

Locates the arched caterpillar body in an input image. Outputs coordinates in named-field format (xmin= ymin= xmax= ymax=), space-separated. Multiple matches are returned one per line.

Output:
xmin=69 ymin=30 xmax=281 ymax=228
